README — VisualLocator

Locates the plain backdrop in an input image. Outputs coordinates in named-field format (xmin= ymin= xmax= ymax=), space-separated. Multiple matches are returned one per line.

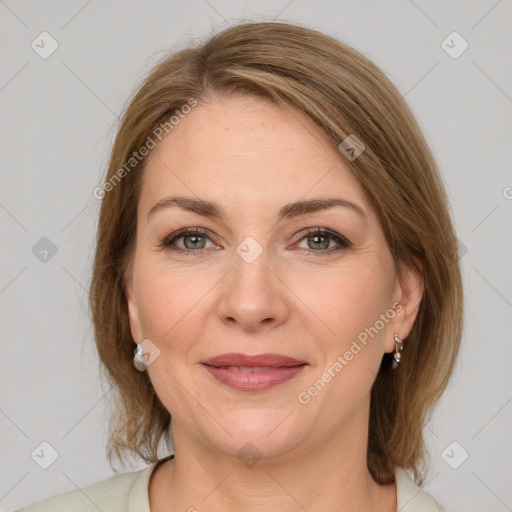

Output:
xmin=1 ymin=1 xmax=511 ymax=511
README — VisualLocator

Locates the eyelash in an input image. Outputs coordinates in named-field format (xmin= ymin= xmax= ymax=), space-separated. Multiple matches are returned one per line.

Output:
xmin=158 ymin=227 xmax=352 ymax=256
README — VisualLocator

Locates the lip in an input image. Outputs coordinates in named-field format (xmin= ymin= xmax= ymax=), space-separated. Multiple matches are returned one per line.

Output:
xmin=201 ymin=353 xmax=308 ymax=392
xmin=202 ymin=364 xmax=307 ymax=391
xmin=202 ymin=353 xmax=306 ymax=368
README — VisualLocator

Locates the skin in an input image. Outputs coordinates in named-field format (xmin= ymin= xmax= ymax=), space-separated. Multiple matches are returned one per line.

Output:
xmin=124 ymin=93 xmax=424 ymax=512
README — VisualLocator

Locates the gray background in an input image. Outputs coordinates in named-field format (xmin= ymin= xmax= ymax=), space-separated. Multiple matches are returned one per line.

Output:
xmin=1 ymin=1 xmax=511 ymax=511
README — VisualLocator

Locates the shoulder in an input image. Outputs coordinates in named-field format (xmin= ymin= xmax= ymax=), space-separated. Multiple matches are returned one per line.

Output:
xmin=16 ymin=464 xmax=155 ymax=512
xmin=395 ymin=466 xmax=441 ymax=512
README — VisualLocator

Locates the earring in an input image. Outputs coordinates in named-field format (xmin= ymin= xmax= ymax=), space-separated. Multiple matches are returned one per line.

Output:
xmin=133 ymin=343 xmax=147 ymax=372
xmin=391 ymin=334 xmax=404 ymax=370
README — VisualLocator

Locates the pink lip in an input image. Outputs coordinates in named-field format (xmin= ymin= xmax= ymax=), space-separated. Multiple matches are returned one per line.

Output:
xmin=202 ymin=352 xmax=305 ymax=368
xmin=202 ymin=364 xmax=307 ymax=391
xmin=201 ymin=353 xmax=307 ymax=392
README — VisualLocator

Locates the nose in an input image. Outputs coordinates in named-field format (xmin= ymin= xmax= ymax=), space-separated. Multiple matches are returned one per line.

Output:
xmin=217 ymin=245 xmax=290 ymax=332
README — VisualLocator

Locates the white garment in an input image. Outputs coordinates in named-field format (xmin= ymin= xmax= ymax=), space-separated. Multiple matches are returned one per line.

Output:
xmin=17 ymin=457 xmax=440 ymax=511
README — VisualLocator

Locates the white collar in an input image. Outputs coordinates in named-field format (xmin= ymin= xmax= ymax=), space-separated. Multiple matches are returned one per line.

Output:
xmin=395 ymin=466 xmax=440 ymax=511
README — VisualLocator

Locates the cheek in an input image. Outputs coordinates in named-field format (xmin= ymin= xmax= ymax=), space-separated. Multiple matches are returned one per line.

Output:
xmin=134 ymin=263 xmax=219 ymax=351
xmin=301 ymin=262 xmax=392 ymax=332
xmin=294 ymin=261 xmax=394 ymax=378
xmin=134 ymin=267 xmax=213 ymax=411
xmin=296 ymin=267 xmax=392 ymax=420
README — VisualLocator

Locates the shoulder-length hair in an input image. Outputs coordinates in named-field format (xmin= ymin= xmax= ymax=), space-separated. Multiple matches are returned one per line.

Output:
xmin=89 ymin=20 xmax=463 ymax=486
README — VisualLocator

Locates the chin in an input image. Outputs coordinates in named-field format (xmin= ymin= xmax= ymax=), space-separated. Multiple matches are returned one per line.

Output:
xmin=207 ymin=414 xmax=305 ymax=458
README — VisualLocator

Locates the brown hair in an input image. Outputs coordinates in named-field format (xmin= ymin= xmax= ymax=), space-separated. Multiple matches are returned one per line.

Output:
xmin=89 ymin=20 xmax=463 ymax=486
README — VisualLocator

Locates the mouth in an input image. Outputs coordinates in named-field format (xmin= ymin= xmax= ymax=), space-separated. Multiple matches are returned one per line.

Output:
xmin=201 ymin=352 xmax=306 ymax=368
xmin=200 ymin=353 xmax=308 ymax=392
xmin=205 ymin=365 xmax=293 ymax=373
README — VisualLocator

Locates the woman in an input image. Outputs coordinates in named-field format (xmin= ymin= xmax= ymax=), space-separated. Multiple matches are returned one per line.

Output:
xmin=19 ymin=20 xmax=463 ymax=512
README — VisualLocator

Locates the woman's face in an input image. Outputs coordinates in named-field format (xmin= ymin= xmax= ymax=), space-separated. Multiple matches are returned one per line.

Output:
xmin=124 ymin=93 xmax=421 ymax=461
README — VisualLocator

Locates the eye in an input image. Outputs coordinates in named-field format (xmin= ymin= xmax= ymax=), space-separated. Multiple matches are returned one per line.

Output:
xmin=158 ymin=226 xmax=352 ymax=256
xmin=159 ymin=227 xmax=218 ymax=255
xmin=292 ymin=228 xmax=352 ymax=255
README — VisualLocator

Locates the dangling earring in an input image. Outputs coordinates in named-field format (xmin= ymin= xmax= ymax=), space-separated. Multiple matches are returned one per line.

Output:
xmin=133 ymin=343 xmax=147 ymax=372
xmin=391 ymin=334 xmax=404 ymax=370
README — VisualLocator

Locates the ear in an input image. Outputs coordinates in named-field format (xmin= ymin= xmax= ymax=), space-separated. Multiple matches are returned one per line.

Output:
xmin=123 ymin=264 xmax=143 ymax=343
xmin=385 ymin=261 xmax=424 ymax=353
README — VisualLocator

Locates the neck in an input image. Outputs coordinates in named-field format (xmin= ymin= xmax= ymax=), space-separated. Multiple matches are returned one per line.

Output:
xmin=151 ymin=399 xmax=396 ymax=512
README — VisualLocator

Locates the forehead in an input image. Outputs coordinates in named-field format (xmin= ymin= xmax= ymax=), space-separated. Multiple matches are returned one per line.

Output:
xmin=139 ymin=94 xmax=375 ymax=220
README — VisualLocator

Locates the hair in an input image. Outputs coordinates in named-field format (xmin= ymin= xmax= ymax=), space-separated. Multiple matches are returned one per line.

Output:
xmin=89 ymin=20 xmax=463 ymax=486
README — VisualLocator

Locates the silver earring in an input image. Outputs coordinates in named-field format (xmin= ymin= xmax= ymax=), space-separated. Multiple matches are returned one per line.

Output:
xmin=133 ymin=343 xmax=147 ymax=372
xmin=391 ymin=334 xmax=404 ymax=370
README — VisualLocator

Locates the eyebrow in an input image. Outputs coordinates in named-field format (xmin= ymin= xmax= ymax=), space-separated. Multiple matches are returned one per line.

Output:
xmin=147 ymin=195 xmax=367 ymax=222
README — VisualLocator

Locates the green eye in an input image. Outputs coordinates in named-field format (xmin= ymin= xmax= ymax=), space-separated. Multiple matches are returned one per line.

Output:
xmin=161 ymin=228 xmax=216 ymax=254
xmin=159 ymin=227 xmax=351 ymax=256
xmin=294 ymin=228 xmax=351 ymax=255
